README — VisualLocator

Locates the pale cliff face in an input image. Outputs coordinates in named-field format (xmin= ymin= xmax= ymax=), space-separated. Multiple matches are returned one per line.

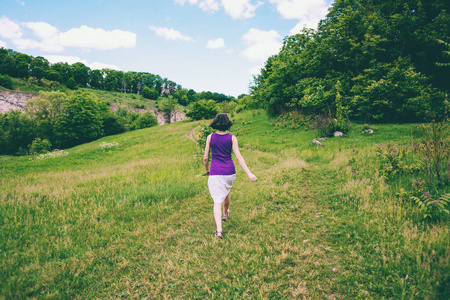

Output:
xmin=0 ymin=89 xmax=38 ymax=113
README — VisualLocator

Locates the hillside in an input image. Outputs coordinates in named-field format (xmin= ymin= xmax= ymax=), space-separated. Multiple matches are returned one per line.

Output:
xmin=0 ymin=86 xmax=186 ymax=125
xmin=1 ymin=111 xmax=448 ymax=298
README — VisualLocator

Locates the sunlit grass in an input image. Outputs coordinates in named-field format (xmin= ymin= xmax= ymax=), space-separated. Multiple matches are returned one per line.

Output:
xmin=0 ymin=110 xmax=448 ymax=298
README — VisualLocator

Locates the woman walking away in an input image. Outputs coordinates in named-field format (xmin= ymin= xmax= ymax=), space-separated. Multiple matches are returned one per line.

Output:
xmin=203 ymin=113 xmax=257 ymax=239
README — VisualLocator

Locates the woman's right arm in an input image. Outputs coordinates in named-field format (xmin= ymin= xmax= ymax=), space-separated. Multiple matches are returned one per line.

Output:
xmin=232 ymin=135 xmax=257 ymax=181
xmin=203 ymin=134 xmax=212 ymax=173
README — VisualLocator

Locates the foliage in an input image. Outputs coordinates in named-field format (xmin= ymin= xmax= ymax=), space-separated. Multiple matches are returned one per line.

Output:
xmin=158 ymin=96 xmax=177 ymax=114
xmin=196 ymin=122 xmax=216 ymax=160
xmin=311 ymin=112 xmax=341 ymax=137
xmin=28 ymin=137 xmax=52 ymax=155
xmin=102 ymin=112 xmax=126 ymax=136
xmin=130 ymin=111 xmax=158 ymax=130
xmin=54 ymin=91 xmax=106 ymax=148
xmin=186 ymin=99 xmax=218 ymax=120
xmin=272 ymin=110 xmax=311 ymax=129
xmin=0 ymin=74 xmax=14 ymax=89
xmin=141 ymin=86 xmax=159 ymax=100
xmin=0 ymin=110 xmax=36 ymax=155
xmin=217 ymin=100 xmax=237 ymax=114
xmin=436 ymin=37 xmax=450 ymax=67
xmin=251 ymin=0 xmax=450 ymax=123
xmin=415 ymin=119 xmax=450 ymax=188
xmin=375 ymin=142 xmax=419 ymax=179
xmin=411 ymin=192 xmax=450 ymax=219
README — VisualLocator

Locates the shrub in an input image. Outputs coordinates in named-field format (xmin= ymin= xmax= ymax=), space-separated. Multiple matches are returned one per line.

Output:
xmin=131 ymin=111 xmax=158 ymax=130
xmin=142 ymin=86 xmax=158 ymax=100
xmin=0 ymin=74 xmax=14 ymax=89
xmin=186 ymin=100 xmax=218 ymax=120
xmin=103 ymin=112 xmax=126 ymax=136
xmin=196 ymin=122 xmax=216 ymax=162
xmin=311 ymin=112 xmax=339 ymax=137
xmin=28 ymin=138 xmax=52 ymax=155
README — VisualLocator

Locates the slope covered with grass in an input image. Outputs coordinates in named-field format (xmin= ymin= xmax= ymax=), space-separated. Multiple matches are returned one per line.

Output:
xmin=1 ymin=111 xmax=448 ymax=298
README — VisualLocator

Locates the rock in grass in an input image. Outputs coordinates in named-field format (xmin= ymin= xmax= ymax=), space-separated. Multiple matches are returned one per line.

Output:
xmin=362 ymin=128 xmax=374 ymax=134
xmin=333 ymin=131 xmax=344 ymax=137
xmin=313 ymin=139 xmax=324 ymax=146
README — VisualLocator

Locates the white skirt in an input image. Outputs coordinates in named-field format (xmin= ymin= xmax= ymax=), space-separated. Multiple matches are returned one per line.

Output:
xmin=208 ymin=174 xmax=236 ymax=203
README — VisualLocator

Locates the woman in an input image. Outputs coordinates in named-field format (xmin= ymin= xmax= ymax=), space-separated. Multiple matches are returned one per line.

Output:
xmin=203 ymin=113 xmax=257 ymax=238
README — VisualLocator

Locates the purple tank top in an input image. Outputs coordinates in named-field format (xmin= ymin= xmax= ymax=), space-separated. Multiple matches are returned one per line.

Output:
xmin=209 ymin=133 xmax=236 ymax=176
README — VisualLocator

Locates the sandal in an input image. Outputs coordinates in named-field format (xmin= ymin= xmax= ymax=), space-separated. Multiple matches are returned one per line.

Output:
xmin=215 ymin=231 xmax=223 ymax=239
xmin=222 ymin=210 xmax=231 ymax=221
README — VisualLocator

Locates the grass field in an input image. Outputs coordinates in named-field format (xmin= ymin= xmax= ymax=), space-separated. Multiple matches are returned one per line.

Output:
xmin=1 ymin=110 xmax=449 ymax=299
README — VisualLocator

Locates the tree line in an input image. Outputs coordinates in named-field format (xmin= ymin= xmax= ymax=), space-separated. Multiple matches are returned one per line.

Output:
xmin=0 ymin=48 xmax=236 ymax=105
xmin=251 ymin=0 xmax=450 ymax=127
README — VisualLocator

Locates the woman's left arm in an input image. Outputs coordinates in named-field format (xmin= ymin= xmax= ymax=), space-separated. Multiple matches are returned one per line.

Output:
xmin=203 ymin=134 xmax=212 ymax=173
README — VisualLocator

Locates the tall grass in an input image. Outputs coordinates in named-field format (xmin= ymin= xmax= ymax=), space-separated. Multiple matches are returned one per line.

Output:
xmin=0 ymin=111 xmax=448 ymax=298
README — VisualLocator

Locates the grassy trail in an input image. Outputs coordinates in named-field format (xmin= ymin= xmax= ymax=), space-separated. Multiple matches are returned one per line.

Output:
xmin=1 ymin=111 xmax=448 ymax=299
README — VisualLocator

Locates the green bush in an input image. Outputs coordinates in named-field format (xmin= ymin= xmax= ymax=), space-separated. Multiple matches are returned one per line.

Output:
xmin=131 ymin=111 xmax=158 ymax=130
xmin=28 ymin=138 xmax=52 ymax=155
xmin=186 ymin=100 xmax=218 ymax=120
xmin=0 ymin=74 xmax=14 ymax=89
xmin=142 ymin=86 xmax=158 ymax=100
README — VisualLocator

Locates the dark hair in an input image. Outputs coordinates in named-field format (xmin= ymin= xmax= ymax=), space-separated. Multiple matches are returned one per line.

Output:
xmin=209 ymin=113 xmax=233 ymax=131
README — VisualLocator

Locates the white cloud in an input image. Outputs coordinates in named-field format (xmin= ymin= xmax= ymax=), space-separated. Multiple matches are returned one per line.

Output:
xmin=269 ymin=0 xmax=329 ymax=31
xmin=45 ymin=55 xmax=121 ymax=70
xmin=242 ymin=28 xmax=282 ymax=62
xmin=16 ymin=0 xmax=25 ymax=5
xmin=149 ymin=26 xmax=194 ymax=42
xmin=0 ymin=40 xmax=7 ymax=48
xmin=58 ymin=26 xmax=136 ymax=50
xmin=11 ymin=38 xmax=40 ymax=50
xmin=24 ymin=22 xmax=59 ymax=39
xmin=174 ymin=0 xmax=260 ymax=18
xmin=0 ymin=16 xmax=23 ymax=39
xmin=199 ymin=0 xmax=220 ymax=12
xmin=207 ymin=38 xmax=225 ymax=49
xmin=174 ymin=0 xmax=199 ymax=4
xmin=0 ymin=18 xmax=136 ymax=52
xmin=222 ymin=0 xmax=262 ymax=19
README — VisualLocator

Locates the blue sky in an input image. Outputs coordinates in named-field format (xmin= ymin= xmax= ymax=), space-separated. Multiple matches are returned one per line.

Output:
xmin=0 ymin=0 xmax=332 ymax=96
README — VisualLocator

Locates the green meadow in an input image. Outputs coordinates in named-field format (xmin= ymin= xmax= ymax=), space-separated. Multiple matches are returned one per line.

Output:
xmin=1 ymin=110 xmax=448 ymax=299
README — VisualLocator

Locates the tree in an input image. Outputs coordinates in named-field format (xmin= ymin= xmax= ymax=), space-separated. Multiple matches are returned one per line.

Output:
xmin=71 ymin=62 xmax=90 ymax=87
xmin=186 ymin=99 xmax=218 ymax=120
xmin=0 ymin=110 xmax=36 ymax=155
xmin=172 ymin=88 xmax=190 ymax=106
xmin=142 ymin=86 xmax=159 ymax=100
xmin=25 ymin=91 xmax=67 ymax=143
xmin=158 ymin=96 xmax=178 ymax=122
xmin=436 ymin=37 xmax=450 ymax=67
xmin=252 ymin=0 xmax=450 ymax=122
xmin=54 ymin=91 xmax=106 ymax=147
xmin=131 ymin=111 xmax=158 ymax=130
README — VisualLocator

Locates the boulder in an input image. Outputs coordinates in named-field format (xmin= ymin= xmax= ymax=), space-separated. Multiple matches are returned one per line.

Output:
xmin=312 ymin=139 xmax=324 ymax=146
xmin=333 ymin=131 xmax=344 ymax=137
xmin=362 ymin=128 xmax=374 ymax=134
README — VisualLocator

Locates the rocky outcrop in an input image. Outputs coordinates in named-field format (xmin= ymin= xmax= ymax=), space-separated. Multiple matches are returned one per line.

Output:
xmin=0 ymin=89 xmax=38 ymax=113
xmin=157 ymin=111 xmax=187 ymax=125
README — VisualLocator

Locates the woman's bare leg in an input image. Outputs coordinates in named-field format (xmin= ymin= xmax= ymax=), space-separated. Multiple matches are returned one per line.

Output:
xmin=214 ymin=203 xmax=222 ymax=233
xmin=223 ymin=192 xmax=231 ymax=216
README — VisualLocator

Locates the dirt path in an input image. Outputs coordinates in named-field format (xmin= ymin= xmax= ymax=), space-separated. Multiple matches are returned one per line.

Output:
xmin=188 ymin=126 xmax=198 ymax=142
